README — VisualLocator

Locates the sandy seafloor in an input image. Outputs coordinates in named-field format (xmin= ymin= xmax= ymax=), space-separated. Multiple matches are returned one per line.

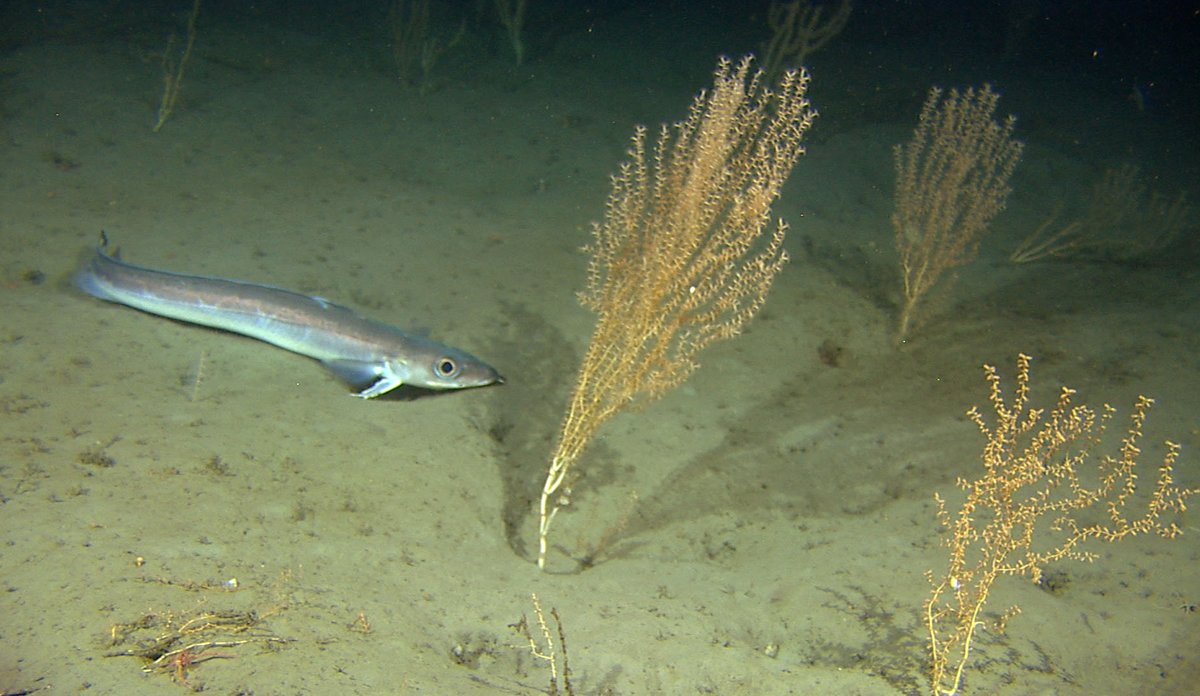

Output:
xmin=1 ymin=3 xmax=1198 ymax=695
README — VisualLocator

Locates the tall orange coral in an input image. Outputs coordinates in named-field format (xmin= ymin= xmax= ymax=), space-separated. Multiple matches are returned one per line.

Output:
xmin=893 ymin=85 xmax=1023 ymax=343
xmin=926 ymin=354 xmax=1198 ymax=695
xmin=536 ymin=57 xmax=816 ymax=569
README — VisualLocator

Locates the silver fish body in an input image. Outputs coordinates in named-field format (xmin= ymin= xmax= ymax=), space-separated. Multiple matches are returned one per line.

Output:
xmin=75 ymin=237 xmax=502 ymax=397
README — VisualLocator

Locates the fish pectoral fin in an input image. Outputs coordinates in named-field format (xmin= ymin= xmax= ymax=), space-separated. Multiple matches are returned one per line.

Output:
xmin=321 ymin=358 xmax=382 ymax=385
xmin=321 ymin=360 xmax=405 ymax=396
xmin=355 ymin=375 xmax=404 ymax=399
xmin=322 ymin=359 xmax=405 ymax=399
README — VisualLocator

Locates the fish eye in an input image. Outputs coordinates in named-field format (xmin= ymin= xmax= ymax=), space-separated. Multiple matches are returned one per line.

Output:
xmin=435 ymin=357 xmax=460 ymax=379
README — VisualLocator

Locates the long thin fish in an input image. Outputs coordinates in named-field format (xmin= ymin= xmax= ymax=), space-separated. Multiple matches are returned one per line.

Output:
xmin=75 ymin=234 xmax=502 ymax=398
